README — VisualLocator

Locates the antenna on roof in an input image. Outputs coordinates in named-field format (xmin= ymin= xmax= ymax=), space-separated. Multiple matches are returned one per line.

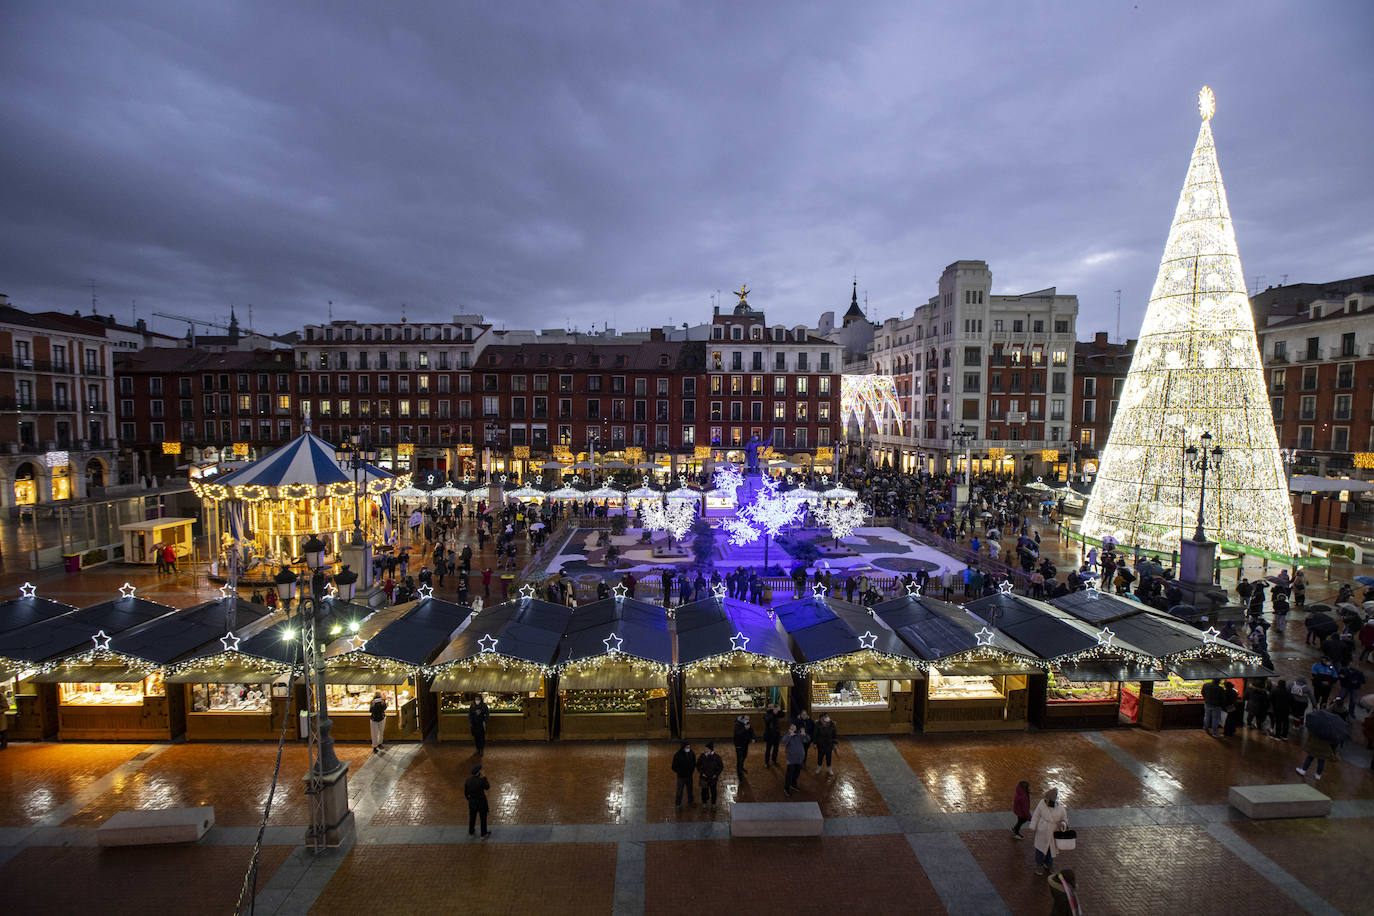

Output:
xmin=131 ymin=298 xmax=137 ymax=326
xmin=86 ymin=278 xmax=99 ymax=316
xmin=1114 ymin=289 xmax=1122 ymax=342
xmin=328 ymin=300 xmax=333 ymax=322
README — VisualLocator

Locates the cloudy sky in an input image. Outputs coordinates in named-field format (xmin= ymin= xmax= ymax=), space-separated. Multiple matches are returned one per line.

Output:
xmin=2 ymin=1 xmax=1371 ymax=339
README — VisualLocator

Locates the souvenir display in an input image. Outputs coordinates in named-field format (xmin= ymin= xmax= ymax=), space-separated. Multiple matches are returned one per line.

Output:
xmin=1151 ymin=674 xmax=1206 ymax=702
xmin=325 ymin=683 xmax=411 ymax=714
xmin=441 ymin=692 xmax=526 ymax=714
xmin=685 ymin=685 xmax=768 ymax=711
xmin=1046 ymin=671 xmax=1118 ymax=703
xmin=563 ymin=688 xmax=666 ymax=714
xmin=190 ymin=683 xmax=271 ymax=713
xmin=927 ymin=671 xmax=1005 ymax=700
xmin=58 ymin=673 xmax=164 ymax=706
xmin=811 ymin=679 xmax=887 ymax=708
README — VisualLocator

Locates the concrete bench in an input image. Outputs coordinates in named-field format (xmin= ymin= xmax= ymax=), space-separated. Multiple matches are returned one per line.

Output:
xmin=97 ymin=806 xmax=216 ymax=846
xmin=731 ymin=801 xmax=823 ymax=837
xmin=1228 ymin=785 xmax=1330 ymax=820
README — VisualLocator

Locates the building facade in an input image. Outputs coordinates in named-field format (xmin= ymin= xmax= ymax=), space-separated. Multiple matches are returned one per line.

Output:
xmin=1070 ymin=331 xmax=1136 ymax=481
xmin=864 ymin=260 xmax=1078 ymax=478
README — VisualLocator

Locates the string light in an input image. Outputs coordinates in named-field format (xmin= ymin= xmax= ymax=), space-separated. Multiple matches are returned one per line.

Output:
xmin=641 ymin=499 xmax=697 ymax=540
xmin=1081 ymin=87 xmax=1299 ymax=557
xmin=680 ymin=650 xmax=791 ymax=677
xmin=712 ymin=463 xmax=743 ymax=496
xmin=165 ymin=650 xmax=293 ymax=678
xmin=34 ymin=647 xmax=160 ymax=678
xmin=840 ymin=375 xmax=904 ymax=434
xmin=558 ymin=653 xmax=669 ymax=678
xmin=799 ymin=648 xmax=923 ymax=678
xmin=19 ymin=582 xmax=37 ymax=599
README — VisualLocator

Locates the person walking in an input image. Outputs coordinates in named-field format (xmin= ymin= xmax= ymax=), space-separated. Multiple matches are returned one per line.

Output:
xmin=1311 ymin=659 xmax=1338 ymax=708
xmin=697 ymin=741 xmax=723 ymax=808
xmin=733 ymin=714 xmax=756 ymax=778
xmin=762 ymin=701 xmax=784 ymax=768
xmin=671 ymin=741 xmax=696 ymax=809
xmin=781 ymin=724 xmax=810 ymax=797
xmin=1269 ymin=680 xmax=1293 ymax=740
xmin=464 ymin=764 xmax=492 ymax=838
xmin=1245 ymin=681 xmax=1271 ymax=732
xmin=1222 ymin=680 xmax=1243 ymax=737
xmin=1011 ymin=780 xmax=1032 ymax=839
xmin=469 ymin=695 xmax=490 ymax=757
xmin=154 ymin=542 xmax=167 ymax=575
xmin=1200 ymin=678 xmax=1226 ymax=737
xmin=1047 ymin=869 xmax=1083 ymax=916
xmin=1028 ymin=787 xmax=1069 ymax=876
xmin=794 ymin=709 xmax=815 ymax=766
xmin=368 ymin=692 xmax=388 ymax=753
xmin=813 ymin=712 xmax=838 ymax=776
xmin=162 ymin=542 xmax=178 ymax=574
xmin=1297 ymin=707 xmax=1348 ymax=780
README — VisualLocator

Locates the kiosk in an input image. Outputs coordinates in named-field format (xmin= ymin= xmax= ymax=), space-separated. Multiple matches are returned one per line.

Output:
xmin=0 ymin=590 xmax=81 ymax=740
xmin=119 ymin=517 xmax=197 ymax=565
xmin=555 ymin=595 xmax=672 ymax=739
xmin=675 ymin=594 xmax=794 ymax=739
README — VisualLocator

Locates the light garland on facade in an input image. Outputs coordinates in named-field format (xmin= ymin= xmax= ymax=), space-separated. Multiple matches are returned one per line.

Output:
xmin=558 ymin=653 xmax=671 ymax=678
xmin=164 ymin=650 xmax=295 ymax=678
xmin=34 ymin=647 xmax=160 ymax=678
xmin=1080 ymin=87 xmax=1299 ymax=557
xmin=426 ymin=653 xmax=551 ymax=679
xmin=840 ymin=375 xmax=904 ymax=434
xmin=799 ymin=649 xmax=924 ymax=677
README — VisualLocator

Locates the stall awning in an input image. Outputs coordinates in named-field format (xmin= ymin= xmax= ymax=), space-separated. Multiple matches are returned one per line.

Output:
xmin=326 ymin=665 xmax=415 ymax=686
xmin=0 ymin=663 xmax=19 ymax=682
xmin=166 ymin=661 xmax=291 ymax=684
xmin=1171 ymin=658 xmax=1274 ymax=680
xmin=807 ymin=660 xmax=924 ymax=681
xmin=431 ymin=668 xmax=544 ymax=693
xmin=684 ymin=665 xmax=795 ymax=688
xmin=32 ymin=664 xmax=152 ymax=683
xmin=1059 ymin=662 xmax=1168 ymax=683
xmin=559 ymin=660 xmax=668 ymax=691
xmin=934 ymin=659 xmax=1041 ymax=677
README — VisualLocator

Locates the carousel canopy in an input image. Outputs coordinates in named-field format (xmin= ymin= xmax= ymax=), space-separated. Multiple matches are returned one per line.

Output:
xmin=191 ymin=431 xmax=405 ymax=501
xmin=0 ymin=595 xmax=79 ymax=636
xmin=674 ymin=596 xmax=794 ymax=685
xmin=773 ymin=595 xmax=922 ymax=677
xmin=873 ymin=593 xmax=1038 ymax=668
xmin=557 ymin=596 xmax=671 ymax=668
xmin=0 ymin=595 xmax=179 ymax=667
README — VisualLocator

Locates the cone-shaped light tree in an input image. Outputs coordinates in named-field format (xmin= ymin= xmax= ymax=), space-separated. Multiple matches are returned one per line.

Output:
xmin=1081 ymin=87 xmax=1299 ymax=557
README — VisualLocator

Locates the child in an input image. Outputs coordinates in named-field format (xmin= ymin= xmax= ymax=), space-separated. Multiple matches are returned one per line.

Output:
xmin=1012 ymin=780 xmax=1031 ymax=839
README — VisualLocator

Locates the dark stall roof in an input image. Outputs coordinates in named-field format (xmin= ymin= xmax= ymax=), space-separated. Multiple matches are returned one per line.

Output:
xmin=773 ymin=595 xmax=920 ymax=667
xmin=873 ymin=594 xmax=1038 ymax=664
xmin=675 ymin=596 xmax=793 ymax=666
xmin=1060 ymin=661 xmax=1169 ymax=683
xmin=342 ymin=597 xmax=472 ymax=667
xmin=171 ymin=598 xmax=355 ymax=673
xmin=434 ymin=597 xmax=574 ymax=669
xmin=0 ymin=596 xmax=181 ymax=666
xmin=964 ymin=594 xmax=1105 ymax=662
xmin=1172 ymin=657 xmax=1274 ymax=680
xmin=1050 ymin=592 xmax=1228 ymax=661
xmin=1050 ymin=590 xmax=1145 ymax=625
xmin=108 ymin=598 xmax=274 ymax=666
xmin=556 ymin=597 xmax=672 ymax=667
xmin=0 ymin=596 xmax=80 ymax=636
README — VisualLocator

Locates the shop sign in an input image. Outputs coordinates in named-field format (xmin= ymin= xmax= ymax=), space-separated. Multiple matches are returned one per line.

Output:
xmin=693 ymin=446 xmax=712 ymax=459
xmin=43 ymin=450 xmax=69 ymax=468
xmin=162 ymin=442 xmax=182 ymax=455
xmin=1039 ymin=449 xmax=1060 ymax=463
xmin=1083 ymin=460 xmax=1098 ymax=476
xmin=231 ymin=442 xmax=250 ymax=456
xmin=814 ymin=447 xmax=833 ymax=461
xmin=624 ymin=446 xmax=643 ymax=460
xmin=454 ymin=444 xmax=474 ymax=457
xmin=398 ymin=443 xmax=414 ymax=456
xmin=512 ymin=446 xmax=531 ymax=459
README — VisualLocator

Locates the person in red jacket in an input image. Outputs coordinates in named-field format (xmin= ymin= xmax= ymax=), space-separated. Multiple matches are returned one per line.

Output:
xmin=1012 ymin=780 xmax=1032 ymax=838
xmin=162 ymin=542 xmax=178 ymax=574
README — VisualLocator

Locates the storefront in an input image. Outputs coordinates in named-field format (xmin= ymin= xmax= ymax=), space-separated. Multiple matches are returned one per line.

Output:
xmin=0 ymin=591 xmax=181 ymax=741
xmin=324 ymin=595 xmax=472 ymax=743
xmin=873 ymin=591 xmax=1041 ymax=733
xmin=1148 ymin=654 xmax=1272 ymax=729
xmin=774 ymin=593 xmax=923 ymax=734
xmin=0 ymin=590 xmax=80 ymax=740
xmin=431 ymin=595 xmax=571 ymax=742
xmin=674 ymin=594 xmax=795 ymax=738
xmin=555 ymin=595 xmax=672 ymax=739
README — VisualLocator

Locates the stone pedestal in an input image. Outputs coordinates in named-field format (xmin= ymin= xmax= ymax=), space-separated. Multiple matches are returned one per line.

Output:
xmin=1177 ymin=536 xmax=1228 ymax=610
xmin=339 ymin=542 xmax=373 ymax=591
xmin=303 ymin=762 xmax=355 ymax=849
xmin=737 ymin=469 xmax=764 ymax=509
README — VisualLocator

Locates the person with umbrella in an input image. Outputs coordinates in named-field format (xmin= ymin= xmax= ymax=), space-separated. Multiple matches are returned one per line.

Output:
xmin=1297 ymin=705 xmax=1349 ymax=780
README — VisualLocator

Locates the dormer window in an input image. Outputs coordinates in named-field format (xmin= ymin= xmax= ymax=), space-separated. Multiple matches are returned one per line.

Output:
xmin=731 ymin=326 xmax=743 ymax=340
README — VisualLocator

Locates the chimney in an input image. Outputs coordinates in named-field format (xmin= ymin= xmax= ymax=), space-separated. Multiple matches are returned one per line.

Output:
xmin=713 ymin=305 xmax=720 ymax=316
xmin=649 ymin=328 xmax=665 ymax=342
xmin=1094 ymin=331 xmax=1109 ymax=346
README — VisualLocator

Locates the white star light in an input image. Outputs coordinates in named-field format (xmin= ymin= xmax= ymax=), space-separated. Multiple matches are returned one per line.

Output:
xmin=118 ymin=582 xmax=137 ymax=599
xmin=811 ymin=582 xmax=828 ymax=600
xmin=477 ymin=634 xmax=499 ymax=654
xmin=1083 ymin=580 xmax=1100 ymax=599
xmin=349 ymin=634 xmax=368 ymax=651
xmin=217 ymin=584 xmax=236 ymax=600
xmin=1201 ymin=626 xmax=1220 ymax=644
xmin=857 ymin=630 xmax=878 ymax=650
xmin=904 ymin=582 xmax=922 ymax=598
xmin=603 ymin=632 xmax=624 ymax=654
xmin=220 ymin=631 xmax=241 ymax=652
xmin=417 ymin=584 xmax=434 ymax=600
xmin=975 ymin=627 xmax=996 ymax=647
xmin=997 ymin=579 xmax=1015 ymax=596
xmin=611 ymin=582 xmax=628 ymax=600
xmin=92 ymin=630 xmax=112 ymax=650
xmin=710 ymin=582 xmax=727 ymax=600
xmin=519 ymin=584 xmax=536 ymax=601
xmin=324 ymin=582 xmax=339 ymax=600
xmin=729 ymin=631 xmax=750 ymax=652
xmin=1096 ymin=626 xmax=1116 ymax=649
xmin=19 ymin=582 xmax=37 ymax=599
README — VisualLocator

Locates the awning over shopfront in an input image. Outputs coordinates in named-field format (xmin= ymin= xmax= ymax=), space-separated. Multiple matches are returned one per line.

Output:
xmin=1059 ymin=661 xmax=1169 ymax=683
xmin=430 ymin=667 xmax=544 ymax=693
xmin=773 ymin=595 xmax=923 ymax=677
xmin=873 ymin=593 xmax=1040 ymax=669
xmin=675 ymin=595 xmax=795 ymax=687
xmin=1171 ymin=657 xmax=1275 ymax=680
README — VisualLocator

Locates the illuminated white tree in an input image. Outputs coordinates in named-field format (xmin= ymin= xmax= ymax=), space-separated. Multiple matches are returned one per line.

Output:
xmin=1081 ymin=88 xmax=1299 ymax=557
xmin=642 ymin=499 xmax=697 ymax=543
xmin=734 ymin=476 xmax=803 ymax=568
xmin=815 ymin=500 xmax=871 ymax=544
xmin=712 ymin=463 xmax=743 ymax=497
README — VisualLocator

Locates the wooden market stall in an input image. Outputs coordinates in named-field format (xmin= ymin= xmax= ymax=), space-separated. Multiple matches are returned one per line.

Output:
xmin=873 ymin=591 xmax=1040 ymax=733
xmin=430 ymin=596 xmax=571 ymax=742
xmin=0 ymin=589 xmax=182 ymax=740
xmin=555 ymin=595 xmax=672 ymax=739
xmin=0 ymin=589 xmax=82 ymax=740
xmin=323 ymin=595 xmax=471 ymax=743
xmin=164 ymin=602 xmax=298 ymax=741
xmin=674 ymin=594 xmax=795 ymax=739
xmin=119 ymin=517 xmax=196 ymax=565
xmin=773 ymin=593 xmax=923 ymax=734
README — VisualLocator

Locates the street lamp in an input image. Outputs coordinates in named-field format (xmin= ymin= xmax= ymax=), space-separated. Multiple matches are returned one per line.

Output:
xmin=335 ymin=432 xmax=377 ymax=546
xmin=275 ymin=533 xmax=351 ymax=851
xmin=1184 ymin=432 xmax=1224 ymax=542
xmin=951 ymin=424 xmax=976 ymax=511
xmin=588 ymin=430 xmax=601 ymax=486
xmin=484 ymin=421 xmax=502 ymax=483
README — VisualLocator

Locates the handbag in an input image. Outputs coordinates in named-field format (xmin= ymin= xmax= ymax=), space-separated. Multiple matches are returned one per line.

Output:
xmin=1053 ymin=828 xmax=1077 ymax=851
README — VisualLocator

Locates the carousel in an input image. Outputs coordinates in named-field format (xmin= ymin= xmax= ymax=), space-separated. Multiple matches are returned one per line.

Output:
xmin=191 ymin=431 xmax=410 ymax=584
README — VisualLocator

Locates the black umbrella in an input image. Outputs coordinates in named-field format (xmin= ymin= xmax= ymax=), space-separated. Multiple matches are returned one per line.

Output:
xmin=1305 ymin=611 xmax=1334 ymax=627
xmin=1306 ymin=603 xmax=1333 ymax=614
xmin=1305 ymin=709 xmax=1350 ymax=745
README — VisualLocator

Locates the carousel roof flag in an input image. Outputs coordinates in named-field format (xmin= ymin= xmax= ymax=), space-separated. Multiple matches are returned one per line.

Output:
xmin=1081 ymin=88 xmax=1300 ymax=557
xmin=191 ymin=431 xmax=408 ymax=501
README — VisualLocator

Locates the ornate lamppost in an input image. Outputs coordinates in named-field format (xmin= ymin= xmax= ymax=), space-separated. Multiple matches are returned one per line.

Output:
xmin=1185 ymin=431 xmax=1224 ymax=542
xmin=336 ymin=432 xmax=378 ymax=547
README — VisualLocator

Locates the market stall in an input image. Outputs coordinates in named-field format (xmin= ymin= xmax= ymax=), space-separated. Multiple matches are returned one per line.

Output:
xmin=555 ymin=595 xmax=672 ymax=739
xmin=0 ymin=587 xmax=182 ymax=740
xmin=0 ymin=587 xmax=82 ymax=740
xmin=873 ymin=590 xmax=1041 ymax=733
xmin=674 ymin=593 xmax=794 ymax=738
xmin=966 ymin=590 xmax=1162 ymax=729
xmin=1154 ymin=641 xmax=1271 ymax=730
xmin=430 ymin=595 xmax=572 ymax=742
xmin=119 ymin=517 xmax=196 ymax=565
xmin=773 ymin=592 xmax=924 ymax=734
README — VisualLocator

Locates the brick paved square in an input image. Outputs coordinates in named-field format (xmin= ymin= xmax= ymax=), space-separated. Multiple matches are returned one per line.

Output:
xmin=1231 ymin=816 xmax=1374 ymax=915
xmin=0 ymin=742 xmax=144 ymax=826
xmin=311 ymin=843 xmax=617 ymax=915
xmin=2 ymin=845 xmax=290 ymax=916
xmin=645 ymin=835 xmax=940 ymax=916
xmin=961 ymin=824 xmax=1305 ymax=916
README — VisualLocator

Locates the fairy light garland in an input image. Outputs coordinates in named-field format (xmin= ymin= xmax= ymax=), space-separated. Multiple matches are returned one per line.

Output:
xmin=426 ymin=653 xmax=551 ymax=679
xmin=680 ymin=649 xmax=792 ymax=677
xmin=164 ymin=650 xmax=295 ymax=678
xmin=799 ymin=649 xmax=926 ymax=677
xmin=34 ymin=647 xmax=160 ymax=678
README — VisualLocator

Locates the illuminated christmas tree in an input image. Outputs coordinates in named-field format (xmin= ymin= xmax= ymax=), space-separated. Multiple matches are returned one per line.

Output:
xmin=1081 ymin=87 xmax=1299 ymax=557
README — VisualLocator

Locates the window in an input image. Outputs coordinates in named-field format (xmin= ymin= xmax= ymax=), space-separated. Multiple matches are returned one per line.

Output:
xmin=962 ymin=373 xmax=980 ymax=391
xmin=773 ymin=377 xmax=786 ymax=396
xmin=1337 ymin=363 xmax=1354 ymax=389
xmin=963 ymin=347 xmax=981 ymax=366
xmin=730 ymin=376 xmax=743 ymax=395
xmin=682 ymin=400 xmax=695 ymax=421
xmin=682 ymin=426 xmax=695 ymax=446
xmin=119 ymin=377 xmax=133 ymax=395
xmin=1082 ymin=377 xmax=1096 ymax=397
xmin=1051 ymin=372 xmax=1066 ymax=394
xmin=683 ymin=378 xmax=696 ymax=396
xmin=1270 ymin=397 xmax=1284 ymax=420
xmin=1340 ymin=332 xmax=1356 ymax=357
xmin=1299 ymin=395 xmax=1316 ymax=420
xmin=1054 ymin=320 xmax=1069 ymax=334
xmin=961 ymin=399 xmax=979 ymax=420
xmin=1051 ymin=399 xmax=1065 ymax=421
xmin=1334 ymin=394 xmax=1352 ymax=421
xmin=794 ymin=428 xmax=807 ymax=448
xmin=1332 ymin=427 xmax=1349 ymax=451
xmin=1082 ymin=400 xmax=1096 ymax=422
xmin=1032 ymin=320 xmax=1044 ymax=334
xmin=1052 ymin=350 xmax=1067 ymax=366
xmin=818 ymin=402 xmax=829 ymax=421
xmin=482 ymin=396 xmax=499 ymax=417
xmin=1305 ymin=337 xmax=1320 ymax=361
xmin=1297 ymin=426 xmax=1313 ymax=449
xmin=774 ymin=352 xmax=786 ymax=371
xmin=795 ymin=377 xmax=808 ymax=396
xmin=818 ymin=376 xmax=830 ymax=395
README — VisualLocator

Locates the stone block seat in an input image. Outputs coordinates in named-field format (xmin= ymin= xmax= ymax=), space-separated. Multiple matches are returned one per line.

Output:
xmin=730 ymin=801 xmax=823 ymax=837
xmin=97 ymin=806 xmax=216 ymax=846
xmin=1228 ymin=785 xmax=1330 ymax=820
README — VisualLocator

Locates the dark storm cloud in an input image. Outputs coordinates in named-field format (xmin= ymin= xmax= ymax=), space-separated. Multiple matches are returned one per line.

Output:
xmin=1 ymin=1 xmax=1371 ymax=338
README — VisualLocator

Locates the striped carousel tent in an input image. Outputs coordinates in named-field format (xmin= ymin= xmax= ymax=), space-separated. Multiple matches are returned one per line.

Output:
xmin=192 ymin=432 xmax=403 ymax=501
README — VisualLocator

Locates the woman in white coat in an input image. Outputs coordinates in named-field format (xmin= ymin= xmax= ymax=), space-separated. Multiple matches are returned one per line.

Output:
xmin=1027 ymin=787 xmax=1069 ymax=875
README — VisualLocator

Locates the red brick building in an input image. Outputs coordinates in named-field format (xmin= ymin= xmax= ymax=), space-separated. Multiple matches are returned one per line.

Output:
xmin=1070 ymin=331 xmax=1136 ymax=479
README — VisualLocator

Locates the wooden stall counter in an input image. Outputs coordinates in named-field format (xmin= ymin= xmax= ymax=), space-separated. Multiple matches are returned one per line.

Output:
xmin=921 ymin=673 xmax=1030 ymax=733
xmin=438 ymin=695 xmax=549 ymax=742
xmin=184 ymin=692 xmax=294 ymax=741
xmin=559 ymin=691 xmax=669 ymax=740
xmin=54 ymin=675 xmax=185 ymax=741
xmin=9 ymin=684 xmax=58 ymax=740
